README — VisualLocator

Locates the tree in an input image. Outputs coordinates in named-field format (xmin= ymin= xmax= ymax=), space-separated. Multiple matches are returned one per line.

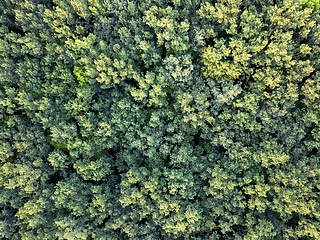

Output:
xmin=1 ymin=0 xmax=320 ymax=239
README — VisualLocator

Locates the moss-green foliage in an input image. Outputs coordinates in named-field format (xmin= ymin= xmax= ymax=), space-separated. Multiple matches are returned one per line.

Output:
xmin=1 ymin=0 xmax=320 ymax=239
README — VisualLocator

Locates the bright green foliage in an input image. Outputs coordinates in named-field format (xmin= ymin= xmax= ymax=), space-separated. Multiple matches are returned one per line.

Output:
xmin=302 ymin=0 xmax=320 ymax=10
xmin=73 ymin=65 xmax=90 ymax=87
xmin=1 ymin=0 xmax=320 ymax=239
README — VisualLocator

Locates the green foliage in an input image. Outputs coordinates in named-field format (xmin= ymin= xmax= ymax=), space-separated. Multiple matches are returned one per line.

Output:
xmin=73 ymin=64 xmax=90 ymax=87
xmin=302 ymin=0 xmax=320 ymax=10
xmin=1 ymin=0 xmax=320 ymax=239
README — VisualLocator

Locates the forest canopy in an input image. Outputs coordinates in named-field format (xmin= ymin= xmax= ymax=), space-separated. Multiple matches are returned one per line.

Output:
xmin=1 ymin=0 xmax=320 ymax=239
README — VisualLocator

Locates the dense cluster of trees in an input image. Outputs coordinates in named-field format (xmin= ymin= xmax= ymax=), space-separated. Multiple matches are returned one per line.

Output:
xmin=1 ymin=0 xmax=320 ymax=239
